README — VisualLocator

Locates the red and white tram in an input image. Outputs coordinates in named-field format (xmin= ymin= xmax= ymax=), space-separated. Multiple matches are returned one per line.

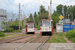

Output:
xmin=26 ymin=21 xmax=35 ymax=34
xmin=40 ymin=18 xmax=53 ymax=35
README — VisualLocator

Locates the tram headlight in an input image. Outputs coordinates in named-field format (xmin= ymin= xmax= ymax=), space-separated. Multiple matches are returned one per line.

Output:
xmin=40 ymin=28 xmax=42 ymax=30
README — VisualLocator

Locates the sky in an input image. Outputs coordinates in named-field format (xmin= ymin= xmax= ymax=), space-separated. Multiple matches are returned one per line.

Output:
xmin=0 ymin=0 xmax=75 ymax=20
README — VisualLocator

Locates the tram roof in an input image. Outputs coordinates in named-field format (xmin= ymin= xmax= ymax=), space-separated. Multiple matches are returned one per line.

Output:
xmin=41 ymin=19 xmax=53 ymax=21
xmin=26 ymin=21 xmax=34 ymax=24
xmin=27 ymin=21 xmax=34 ymax=23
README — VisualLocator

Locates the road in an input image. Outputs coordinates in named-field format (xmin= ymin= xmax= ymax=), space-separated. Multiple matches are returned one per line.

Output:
xmin=0 ymin=43 xmax=75 ymax=50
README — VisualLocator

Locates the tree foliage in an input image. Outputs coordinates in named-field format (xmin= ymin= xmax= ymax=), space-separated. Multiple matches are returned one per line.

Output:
xmin=56 ymin=4 xmax=63 ymax=15
xmin=56 ymin=4 xmax=75 ymax=21
xmin=52 ymin=11 xmax=60 ymax=28
xmin=0 ymin=31 xmax=5 ymax=37
xmin=5 ymin=4 xmax=75 ymax=30
xmin=29 ymin=13 xmax=33 ymax=21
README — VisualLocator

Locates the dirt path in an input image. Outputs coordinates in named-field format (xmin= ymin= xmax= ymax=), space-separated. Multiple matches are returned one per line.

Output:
xmin=64 ymin=36 xmax=73 ymax=43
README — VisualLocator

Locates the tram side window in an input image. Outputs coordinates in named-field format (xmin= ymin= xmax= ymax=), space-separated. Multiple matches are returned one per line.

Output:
xmin=34 ymin=24 xmax=35 ymax=28
xmin=40 ymin=21 xmax=42 ymax=26
xmin=51 ymin=21 xmax=53 ymax=27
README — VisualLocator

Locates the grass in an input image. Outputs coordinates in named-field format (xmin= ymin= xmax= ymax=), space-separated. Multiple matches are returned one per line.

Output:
xmin=29 ymin=37 xmax=34 ymax=39
xmin=3 ymin=30 xmax=22 ymax=33
xmin=69 ymin=37 xmax=75 ymax=43
xmin=12 ymin=30 xmax=22 ymax=33
xmin=0 ymin=31 xmax=5 ymax=37
xmin=53 ymin=29 xmax=56 ymax=32
xmin=5 ymin=34 xmax=15 ymax=37
xmin=48 ymin=33 xmax=66 ymax=43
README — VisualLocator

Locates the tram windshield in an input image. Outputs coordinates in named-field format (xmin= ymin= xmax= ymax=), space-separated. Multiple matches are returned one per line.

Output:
xmin=42 ymin=20 xmax=50 ymax=27
xmin=28 ymin=24 xmax=34 ymax=28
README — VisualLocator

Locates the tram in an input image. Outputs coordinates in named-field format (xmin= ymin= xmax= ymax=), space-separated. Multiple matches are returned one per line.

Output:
xmin=40 ymin=18 xmax=53 ymax=35
xmin=26 ymin=21 xmax=35 ymax=34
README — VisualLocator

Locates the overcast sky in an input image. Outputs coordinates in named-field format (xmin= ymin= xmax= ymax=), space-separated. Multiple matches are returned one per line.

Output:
xmin=0 ymin=0 xmax=75 ymax=19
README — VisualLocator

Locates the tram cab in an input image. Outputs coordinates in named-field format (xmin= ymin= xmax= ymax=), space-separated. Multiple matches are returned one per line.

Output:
xmin=40 ymin=18 xmax=53 ymax=35
xmin=26 ymin=21 xmax=35 ymax=34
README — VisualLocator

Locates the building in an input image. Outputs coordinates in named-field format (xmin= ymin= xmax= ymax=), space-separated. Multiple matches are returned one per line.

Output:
xmin=0 ymin=9 xmax=7 ymax=31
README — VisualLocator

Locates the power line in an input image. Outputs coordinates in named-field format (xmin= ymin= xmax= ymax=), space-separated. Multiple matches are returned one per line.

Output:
xmin=63 ymin=0 xmax=73 ymax=4
xmin=38 ymin=0 xmax=42 ymax=5
xmin=8 ymin=0 xmax=29 ymax=12
xmin=8 ymin=0 xmax=30 ymax=18
xmin=7 ymin=0 xmax=19 ymax=6
xmin=52 ymin=0 xmax=73 ymax=5
xmin=22 ymin=5 xmax=30 ymax=12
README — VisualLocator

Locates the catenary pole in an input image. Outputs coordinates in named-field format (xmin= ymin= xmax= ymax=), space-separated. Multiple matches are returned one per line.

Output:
xmin=50 ymin=0 xmax=52 ymax=19
xmin=19 ymin=3 xmax=21 ymax=31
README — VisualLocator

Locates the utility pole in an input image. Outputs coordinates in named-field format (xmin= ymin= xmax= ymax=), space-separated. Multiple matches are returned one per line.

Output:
xmin=43 ymin=1 xmax=49 ymax=19
xmin=50 ymin=0 xmax=52 ymax=19
xmin=12 ymin=14 xmax=14 ymax=21
xmin=48 ymin=6 xmax=49 ymax=19
xmin=23 ymin=12 xmax=24 ymax=28
xmin=19 ymin=3 xmax=20 ymax=31
xmin=24 ymin=12 xmax=26 ymax=28
xmin=68 ymin=14 xmax=69 ymax=19
xmin=20 ymin=10 xmax=22 ymax=29
xmin=40 ymin=8 xmax=41 ymax=15
xmin=72 ymin=13 xmax=73 ymax=21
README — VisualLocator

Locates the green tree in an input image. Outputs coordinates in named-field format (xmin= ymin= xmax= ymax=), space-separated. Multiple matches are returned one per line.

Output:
xmin=63 ymin=5 xmax=67 ymax=18
xmin=33 ymin=12 xmax=37 ymax=23
xmin=29 ymin=13 xmax=33 ymax=21
xmin=56 ymin=4 xmax=63 ymax=15
xmin=72 ymin=6 xmax=75 ymax=20
xmin=1 ymin=21 xmax=6 ymax=30
xmin=26 ymin=18 xmax=29 ymax=22
xmin=38 ymin=5 xmax=48 ymax=14
xmin=52 ymin=11 xmax=60 ymax=28
xmin=34 ymin=12 xmax=37 ymax=19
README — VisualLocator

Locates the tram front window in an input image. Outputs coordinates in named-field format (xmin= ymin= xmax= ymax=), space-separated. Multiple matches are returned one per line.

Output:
xmin=28 ymin=24 xmax=34 ymax=28
xmin=42 ymin=20 xmax=50 ymax=27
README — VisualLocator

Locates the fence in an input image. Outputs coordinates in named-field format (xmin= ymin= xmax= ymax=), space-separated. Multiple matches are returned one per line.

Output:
xmin=63 ymin=24 xmax=75 ymax=32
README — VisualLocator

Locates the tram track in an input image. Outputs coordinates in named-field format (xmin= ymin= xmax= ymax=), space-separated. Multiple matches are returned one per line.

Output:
xmin=15 ymin=36 xmax=41 ymax=50
xmin=0 ymin=34 xmax=35 ymax=44
xmin=37 ymin=36 xmax=50 ymax=50
xmin=10 ymin=34 xmax=39 ymax=43
xmin=15 ymin=35 xmax=50 ymax=50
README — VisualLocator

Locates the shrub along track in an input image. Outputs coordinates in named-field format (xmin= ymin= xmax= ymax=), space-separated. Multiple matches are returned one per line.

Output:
xmin=0 ymin=34 xmax=38 ymax=44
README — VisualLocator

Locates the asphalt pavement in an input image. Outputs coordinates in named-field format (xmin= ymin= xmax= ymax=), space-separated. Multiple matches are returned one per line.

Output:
xmin=0 ymin=43 xmax=75 ymax=50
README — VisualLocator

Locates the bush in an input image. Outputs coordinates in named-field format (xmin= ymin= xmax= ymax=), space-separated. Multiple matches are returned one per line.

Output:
xmin=0 ymin=31 xmax=5 ymax=37
xmin=69 ymin=37 xmax=75 ymax=43
xmin=13 ymin=30 xmax=22 ymax=33
xmin=4 ymin=27 xmax=14 ymax=32
xmin=35 ymin=24 xmax=40 ymax=30
xmin=65 ymin=29 xmax=75 ymax=43
xmin=65 ymin=29 xmax=75 ymax=39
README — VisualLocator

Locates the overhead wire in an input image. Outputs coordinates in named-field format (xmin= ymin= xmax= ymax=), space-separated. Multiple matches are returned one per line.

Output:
xmin=52 ymin=0 xmax=73 ymax=6
xmin=7 ymin=0 xmax=19 ymax=6
xmin=8 ymin=0 xmax=31 ymax=18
